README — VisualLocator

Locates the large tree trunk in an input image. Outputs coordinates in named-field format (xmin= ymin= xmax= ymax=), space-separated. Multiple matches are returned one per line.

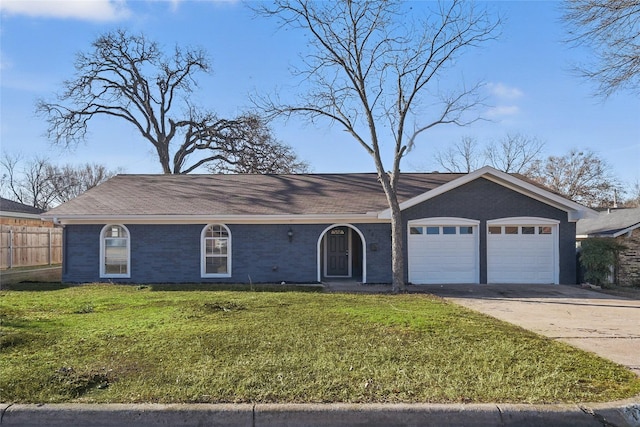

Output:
xmin=389 ymin=199 xmax=405 ymax=293
xmin=378 ymin=172 xmax=405 ymax=293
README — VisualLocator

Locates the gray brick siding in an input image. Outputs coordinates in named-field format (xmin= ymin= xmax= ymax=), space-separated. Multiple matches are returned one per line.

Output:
xmin=402 ymin=177 xmax=576 ymax=284
xmin=63 ymin=222 xmax=392 ymax=284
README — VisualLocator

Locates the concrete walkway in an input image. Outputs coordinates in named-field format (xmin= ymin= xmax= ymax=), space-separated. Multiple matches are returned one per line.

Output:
xmin=0 ymin=266 xmax=61 ymax=286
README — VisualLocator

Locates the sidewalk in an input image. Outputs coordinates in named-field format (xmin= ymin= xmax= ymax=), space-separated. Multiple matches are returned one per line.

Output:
xmin=2 ymin=400 xmax=639 ymax=426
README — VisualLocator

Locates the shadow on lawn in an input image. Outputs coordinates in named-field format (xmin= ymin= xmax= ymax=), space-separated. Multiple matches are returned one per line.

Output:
xmin=1 ymin=282 xmax=325 ymax=293
xmin=146 ymin=283 xmax=324 ymax=292
xmin=0 ymin=282 xmax=74 ymax=291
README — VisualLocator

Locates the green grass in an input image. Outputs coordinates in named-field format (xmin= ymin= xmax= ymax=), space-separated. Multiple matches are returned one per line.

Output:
xmin=1 ymin=283 xmax=639 ymax=404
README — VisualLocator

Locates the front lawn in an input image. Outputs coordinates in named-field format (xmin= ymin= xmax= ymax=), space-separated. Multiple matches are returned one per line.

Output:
xmin=1 ymin=284 xmax=638 ymax=404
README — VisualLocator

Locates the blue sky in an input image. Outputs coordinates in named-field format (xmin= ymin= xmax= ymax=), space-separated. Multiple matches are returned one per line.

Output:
xmin=1 ymin=0 xmax=638 ymax=190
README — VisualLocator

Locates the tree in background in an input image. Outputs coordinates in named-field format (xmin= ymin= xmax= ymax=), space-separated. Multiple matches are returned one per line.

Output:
xmin=207 ymin=115 xmax=310 ymax=174
xmin=0 ymin=153 xmax=119 ymax=210
xmin=527 ymin=149 xmax=621 ymax=207
xmin=256 ymin=0 xmax=500 ymax=292
xmin=622 ymin=181 xmax=640 ymax=207
xmin=485 ymin=134 xmax=545 ymax=174
xmin=563 ymin=0 xmax=640 ymax=97
xmin=434 ymin=137 xmax=483 ymax=173
xmin=36 ymin=30 xmax=307 ymax=174
xmin=435 ymin=134 xmax=544 ymax=174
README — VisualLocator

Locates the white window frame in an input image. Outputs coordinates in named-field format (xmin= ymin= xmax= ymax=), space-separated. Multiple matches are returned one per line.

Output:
xmin=201 ymin=224 xmax=232 ymax=278
xmin=100 ymin=224 xmax=131 ymax=279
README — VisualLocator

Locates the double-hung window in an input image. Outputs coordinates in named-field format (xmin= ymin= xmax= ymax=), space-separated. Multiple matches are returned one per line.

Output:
xmin=100 ymin=225 xmax=130 ymax=278
xmin=202 ymin=224 xmax=231 ymax=277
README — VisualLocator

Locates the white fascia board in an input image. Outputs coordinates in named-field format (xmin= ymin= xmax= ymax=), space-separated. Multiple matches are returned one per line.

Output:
xmin=612 ymin=223 xmax=640 ymax=238
xmin=0 ymin=211 xmax=45 ymax=220
xmin=378 ymin=166 xmax=597 ymax=221
xmin=46 ymin=213 xmax=388 ymax=225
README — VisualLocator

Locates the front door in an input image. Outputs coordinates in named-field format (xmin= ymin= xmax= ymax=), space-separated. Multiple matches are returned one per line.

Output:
xmin=326 ymin=227 xmax=350 ymax=276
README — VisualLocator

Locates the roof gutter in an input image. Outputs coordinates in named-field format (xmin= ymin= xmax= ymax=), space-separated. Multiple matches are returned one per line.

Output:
xmin=42 ymin=212 xmax=388 ymax=225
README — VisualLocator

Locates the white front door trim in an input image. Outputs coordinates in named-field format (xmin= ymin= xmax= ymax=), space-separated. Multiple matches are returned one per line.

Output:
xmin=317 ymin=224 xmax=367 ymax=283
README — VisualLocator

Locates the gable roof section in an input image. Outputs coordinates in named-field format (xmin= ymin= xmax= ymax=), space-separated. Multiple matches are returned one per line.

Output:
xmin=378 ymin=166 xmax=595 ymax=222
xmin=577 ymin=208 xmax=640 ymax=238
xmin=43 ymin=173 xmax=463 ymax=224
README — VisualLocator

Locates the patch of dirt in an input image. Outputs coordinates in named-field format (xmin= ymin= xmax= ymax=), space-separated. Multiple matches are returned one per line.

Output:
xmin=202 ymin=301 xmax=246 ymax=312
xmin=53 ymin=366 xmax=116 ymax=397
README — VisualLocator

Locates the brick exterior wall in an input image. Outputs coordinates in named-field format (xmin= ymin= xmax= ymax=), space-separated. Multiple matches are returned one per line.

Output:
xmin=63 ymin=222 xmax=392 ymax=284
xmin=617 ymin=228 xmax=640 ymax=286
xmin=401 ymin=178 xmax=576 ymax=284
xmin=61 ymin=177 xmax=576 ymax=285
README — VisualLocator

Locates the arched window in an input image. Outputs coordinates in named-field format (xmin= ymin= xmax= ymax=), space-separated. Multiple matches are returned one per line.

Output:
xmin=201 ymin=224 xmax=231 ymax=278
xmin=100 ymin=224 xmax=130 ymax=278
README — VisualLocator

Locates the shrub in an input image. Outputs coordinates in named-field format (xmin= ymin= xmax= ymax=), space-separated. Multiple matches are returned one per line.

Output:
xmin=580 ymin=238 xmax=627 ymax=287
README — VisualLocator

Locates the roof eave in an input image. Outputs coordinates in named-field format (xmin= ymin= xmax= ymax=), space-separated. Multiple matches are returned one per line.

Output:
xmin=43 ymin=212 xmax=388 ymax=225
xmin=0 ymin=211 xmax=48 ymax=220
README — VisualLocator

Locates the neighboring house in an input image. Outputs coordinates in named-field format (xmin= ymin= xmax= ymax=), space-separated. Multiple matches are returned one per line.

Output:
xmin=42 ymin=166 xmax=594 ymax=285
xmin=577 ymin=207 xmax=640 ymax=286
xmin=0 ymin=197 xmax=48 ymax=227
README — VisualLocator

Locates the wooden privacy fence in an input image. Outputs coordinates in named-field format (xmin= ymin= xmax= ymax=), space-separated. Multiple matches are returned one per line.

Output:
xmin=0 ymin=226 xmax=63 ymax=269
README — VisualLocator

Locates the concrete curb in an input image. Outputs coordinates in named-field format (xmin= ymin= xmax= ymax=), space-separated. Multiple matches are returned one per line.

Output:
xmin=1 ymin=400 xmax=638 ymax=427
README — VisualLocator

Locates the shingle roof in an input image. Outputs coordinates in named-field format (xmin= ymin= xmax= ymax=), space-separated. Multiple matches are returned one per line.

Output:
xmin=0 ymin=197 xmax=44 ymax=215
xmin=44 ymin=173 xmax=464 ymax=217
xmin=576 ymin=207 xmax=640 ymax=236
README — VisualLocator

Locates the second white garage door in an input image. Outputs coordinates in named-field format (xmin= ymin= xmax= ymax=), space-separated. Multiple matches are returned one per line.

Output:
xmin=408 ymin=218 xmax=479 ymax=284
xmin=487 ymin=218 xmax=559 ymax=284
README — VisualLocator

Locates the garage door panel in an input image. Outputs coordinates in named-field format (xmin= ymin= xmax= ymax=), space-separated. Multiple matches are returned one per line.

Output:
xmin=487 ymin=223 xmax=557 ymax=284
xmin=408 ymin=225 xmax=478 ymax=285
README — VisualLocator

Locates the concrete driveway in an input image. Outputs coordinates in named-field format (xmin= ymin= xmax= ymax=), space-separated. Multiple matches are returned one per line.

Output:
xmin=421 ymin=284 xmax=640 ymax=377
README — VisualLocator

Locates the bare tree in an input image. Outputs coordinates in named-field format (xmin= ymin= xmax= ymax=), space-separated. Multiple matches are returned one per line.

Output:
xmin=0 ymin=153 xmax=118 ymax=209
xmin=485 ymin=133 xmax=544 ymax=174
xmin=563 ymin=0 xmax=640 ymax=97
xmin=435 ymin=137 xmax=483 ymax=173
xmin=526 ymin=149 xmax=620 ymax=207
xmin=46 ymin=163 xmax=122 ymax=204
xmin=622 ymin=180 xmax=640 ymax=207
xmin=435 ymin=133 xmax=544 ymax=174
xmin=256 ymin=0 xmax=500 ymax=292
xmin=207 ymin=115 xmax=310 ymax=174
xmin=36 ymin=29 xmax=306 ymax=174
xmin=1 ymin=153 xmax=55 ymax=210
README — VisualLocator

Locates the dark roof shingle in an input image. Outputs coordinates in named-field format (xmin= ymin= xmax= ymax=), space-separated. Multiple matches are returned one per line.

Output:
xmin=44 ymin=173 xmax=464 ymax=217
xmin=0 ymin=197 xmax=44 ymax=215
xmin=577 ymin=208 xmax=640 ymax=236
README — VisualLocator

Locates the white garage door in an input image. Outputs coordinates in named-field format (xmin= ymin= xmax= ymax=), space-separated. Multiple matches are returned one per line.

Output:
xmin=408 ymin=221 xmax=479 ymax=284
xmin=487 ymin=220 xmax=558 ymax=284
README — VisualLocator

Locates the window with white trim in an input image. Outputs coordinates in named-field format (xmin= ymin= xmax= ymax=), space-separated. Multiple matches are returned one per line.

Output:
xmin=202 ymin=224 xmax=231 ymax=277
xmin=100 ymin=224 xmax=130 ymax=278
